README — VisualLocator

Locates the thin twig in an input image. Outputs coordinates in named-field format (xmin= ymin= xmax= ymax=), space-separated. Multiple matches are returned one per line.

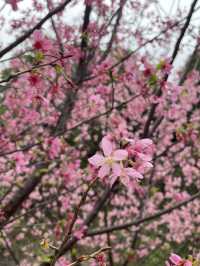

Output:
xmin=49 ymin=177 xmax=98 ymax=266
xmin=0 ymin=230 xmax=19 ymax=265
xmin=67 ymin=247 xmax=111 ymax=266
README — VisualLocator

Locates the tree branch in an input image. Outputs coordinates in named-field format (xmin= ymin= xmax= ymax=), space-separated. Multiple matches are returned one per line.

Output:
xmin=87 ymin=190 xmax=200 ymax=236
xmin=142 ymin=0 xmax=199 ymax=138
xmin=41 ymin=181 xmax=119 ymax=266
xmin=0 ymin=0 xmax=72 ymax=59
xmin=100 ymin=0 xmax=126 ymax=62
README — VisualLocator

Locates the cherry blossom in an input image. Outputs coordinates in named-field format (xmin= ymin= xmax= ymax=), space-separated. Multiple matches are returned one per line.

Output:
xmin=33 ymin=30 xmax=52 ymax=52
xmin=166 ymin=254 xmax=192 ymax=266
xmin=6 ymin=0 xmax=21 ymax=11
xmin=88 ymin=136 xmax=128 ymax=179
xmin=0 ymin=0 xmax=200 ymax=265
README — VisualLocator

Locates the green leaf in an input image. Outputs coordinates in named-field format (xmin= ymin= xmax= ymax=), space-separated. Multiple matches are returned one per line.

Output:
xmin=40 ymin=254 xmax=51 ymax=263
xmin=54 ymin=64 xmax=63 ymax=75
xmin=148 ymin=74 xmax=158 ymax=87
xmin=156 ymin=60 xmax=165 ymax=70
xmin=35 ymin=168 xmax=49 ymax=177
xmin=35 ymin=51 xmax=44 ymax=62
xmin=24 ymin=54 xmax=35 ymax=64
xmin=71 ymin=247 xmax=77 ymax=257
xmin=0 ymin=105 xmax=7 ymax=115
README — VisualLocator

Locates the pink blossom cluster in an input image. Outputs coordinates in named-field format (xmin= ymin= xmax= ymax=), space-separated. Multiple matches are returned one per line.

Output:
xmin=1 ymin=0 xmax=200 ymax=265
xmin=166 ymin=254 xmax=192 ymax=266
xmin=88 ymin=136 xmax=154 ymax=188
xmin=33 ymin=30 xmax=52 ymax=52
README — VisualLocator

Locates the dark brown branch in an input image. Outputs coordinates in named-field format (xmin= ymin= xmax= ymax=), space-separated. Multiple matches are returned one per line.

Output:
xmin=142 ymin=0 xmax=199 ymax=138
xmin=47 ymin=0 xmax=65 ymax=56
xmin=42 ymin=181 xmax=119 ymax=266
xmin=0 ymin=162 xmax=49 ymax=227
xmin=104 ymin=208 xmax=114 ymax=266
xmin=86 ymin=190 xmax=200 ymax=236
xmin=142 ymin=104 xmax=157 ymax=138
xmin=170 ymin=0 xmax=199 ymax=64
xmin=76 ymin=3 xmax=92 ymax=83
xmin=0 ymin=230 xmax=19 ymax=265
xmin=59 ymin=93 xmax=140 ymax=136
xmin=0 ymin=3 xmax=92 ymax=223
xmin=0 ymin=0 xmax=72 ymax=59
xmin=179 ymin=43 xmax=200 ymax=85
xmin=0 ymin=55 xmax=72 ymax=84
xmin=0 ymin=93 xmax=140 ymax=158
xmin=100 ymin=0 xmax=126 ymax=62
xmin=49 ymin=178 xmax=97 ymax=266
xmin=122 ymin=168 xmax=156 ymax=266
xmin=54 ymin=3 xmax=92 ymax=135
xmin=0 ymin=194 xmax=59 ymax=229
xmin=0 ymin=94 xmax=139 ymax=232
xmin=83 ymin=8 xmax=200 ymax=84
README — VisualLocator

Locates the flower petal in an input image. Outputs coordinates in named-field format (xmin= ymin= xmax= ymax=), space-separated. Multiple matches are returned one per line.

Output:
xmin=110 ymin=175 xmax=118 ymax=186
xmin=34 ymin=30 xmax=42 ymax=41
xmin=144 ymin=162 xmax=153 ymax=168
xmin=113 ymin=149 xmax=128 ymax=161
xmin=137 ymin=161 xmax=153 ymax=173
xmin=137 ymin=152 xmax=152 ymax=161
xmin=98 ymin=164 xmax=110 ymax=178
xmin=88 ymin=154 xmax=104 ymax=167
xmin=140 ymin=138 xmax=153 ymax=147
xmin=184 ymin=261 xmax=192 ymax=266
xmin=101 ymin=137 xmax=113 ymax=156
xmin=125 ymin=168 xmax=143 ymax=180
xmin=121 ymin=175 xmax=130 ymax=188
xmin=112 ymin=163 xmax=121 ymax=177
xmin=169 ymin=254 xmax=182 ymax=265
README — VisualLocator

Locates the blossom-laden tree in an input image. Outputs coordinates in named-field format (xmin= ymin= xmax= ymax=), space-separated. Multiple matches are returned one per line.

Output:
xmin=0 ymin=0 xmax=200 ymax=265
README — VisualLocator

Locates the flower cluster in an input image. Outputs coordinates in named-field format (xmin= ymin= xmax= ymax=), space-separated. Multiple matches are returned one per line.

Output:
xmin=88 ymin=136 xmax=153 ymax=188
xmin=166 ymin=254 xmax=192 ymax=266
xmin=33 ymin=30 xmax=52 ymax=52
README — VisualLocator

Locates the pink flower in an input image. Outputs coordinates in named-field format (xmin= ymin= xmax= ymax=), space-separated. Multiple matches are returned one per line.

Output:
xmin=117 ymin=167 xmax=143 ymax=188
xmin=166 ymin=254 xmax=192 ymax=266
xmin=12 ymin=152 xmax=28 ymax=174
xmin=48 ymin=137 xmax=62 ymax=159
xmin=96 ymin=254 xmax=106 ymax=266
xmin=28 ymin=73 xmax=40 ymax=86
xmin=74 ymin=219 xmax=87 ymax=240
xmin=88 ymin=136 xmax=128 ymax=178
xmin=6 ymin=0 xmax=21 ymax=11
xmin=126 ymin=138 xmax=154 ymax=161
xmin=33 ymin=30 xmax=52 ymax=52
xmin=56 ymin=257 xmax=71 ymax=266
xmin=170 ymin=254 xmax=182 ymax=265
xmin=125 ymin=138 xmax=154 ymax=174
